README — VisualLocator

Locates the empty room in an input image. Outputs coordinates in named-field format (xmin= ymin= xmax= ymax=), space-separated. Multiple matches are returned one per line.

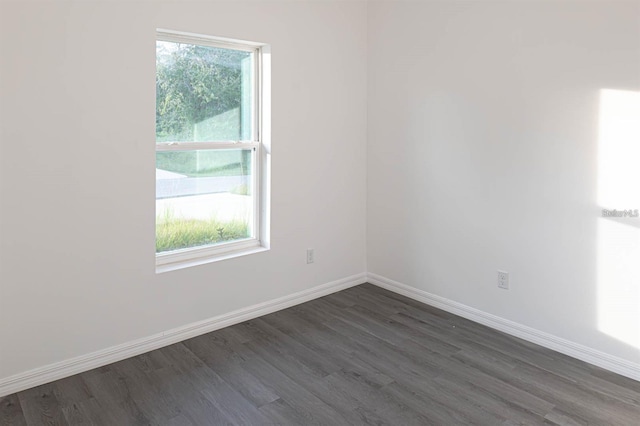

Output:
xmin=1 ymin=0 xmax=639 ymax=424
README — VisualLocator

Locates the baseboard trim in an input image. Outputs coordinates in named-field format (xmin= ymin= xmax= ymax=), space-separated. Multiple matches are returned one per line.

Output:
xmin=0 ymin=273 xmax=367 ymax=397
xmin=367 ymin=272 xmax=640 ymax=382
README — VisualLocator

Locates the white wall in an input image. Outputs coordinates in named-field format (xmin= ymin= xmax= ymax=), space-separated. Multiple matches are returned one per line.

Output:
xmin=0 ymin=0 xmax=367 ymax=381
xmin=368 ymin=0 xmax=640 ymax=365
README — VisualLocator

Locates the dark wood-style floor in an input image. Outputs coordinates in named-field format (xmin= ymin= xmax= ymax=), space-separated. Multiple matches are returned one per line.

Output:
xmin=2 ymin=284 xmax=639 ymax=425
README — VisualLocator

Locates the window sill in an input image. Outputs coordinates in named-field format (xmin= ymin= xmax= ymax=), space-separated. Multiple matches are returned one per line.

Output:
xmin=156 ymin=245 xmax=269 ymax=274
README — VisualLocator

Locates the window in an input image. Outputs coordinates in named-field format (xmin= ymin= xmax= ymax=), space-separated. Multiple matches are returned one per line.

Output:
xmin=156 ymin=30 xmax=270 ymax=271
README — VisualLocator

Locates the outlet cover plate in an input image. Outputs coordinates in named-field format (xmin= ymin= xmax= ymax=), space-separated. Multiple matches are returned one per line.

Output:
xmin=498 ymin=270 xmax=509 ymax=289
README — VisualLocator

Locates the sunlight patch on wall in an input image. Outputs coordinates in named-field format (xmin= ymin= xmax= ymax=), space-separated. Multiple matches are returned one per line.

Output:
xmin=598 ymin=90 xmax=640 ymax=208
xmin=597 ymin=219 xmax=640 ymax=348
xmin=597 ymin=89 xmax=640 ymax=349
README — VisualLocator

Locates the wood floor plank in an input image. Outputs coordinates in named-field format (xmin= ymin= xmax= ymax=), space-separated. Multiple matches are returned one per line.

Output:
xmin=441 ymin=352 xmax=556 ymax=417
xmin=590 ymin=367 xmax=640 ymax=393
xmin=158 ymin=343 xmax=270 ymax=425
xmin=305 ymin=371 xmax=392 ymax=425
xmin=450 ymin=345 xmax=638 ymax=425
xmin=17 ymin=384 xmax=68 ymax=426
xmin=433 ymin=368 xmax=541 ymax=423
xmin=238 ymin=338 xmax=353 ymax=424
xmin=245 ymin=317 xmax=342 ymax=377
xmin=259 ymin=309 xmax=396 ymax=387
xmin=151 ymin=365 xmax=232 ymax=426
xmin=544 ymin=407 xmax=590 ymax=426
xmin=0 ymin=394 xmax=27 ymax=426
xmin=64 ymin=397 xmax=115 ymax=426
xmin=51 ymin=375 xmax=93 ymax=408
xmin=182 ymin=334 xmax=280 ymax=408
xmin=79 ymin=368 xmax=151 ymax=425
xmin=513 ymin=360 xmax=640 ymax=425
xmin=7 ymin=283 xmax=640 ymax=425
xmin=58 ymin=402 xmax=92 ymax=426
xmin=107 ymin=356 xmax=183 ymax=423
xmin=328 ymin=369 xmax=436 ymax=426
xmin=256 ymin=397 xmax=308 ymax=425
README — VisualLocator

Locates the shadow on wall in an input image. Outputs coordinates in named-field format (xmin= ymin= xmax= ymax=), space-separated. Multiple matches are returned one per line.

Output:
xmin=597 ymin=89 xmax=640 ymax=351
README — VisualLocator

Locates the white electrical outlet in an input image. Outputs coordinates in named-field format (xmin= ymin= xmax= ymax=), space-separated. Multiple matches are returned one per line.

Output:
xmin=307 ymin=248 xmax=314 ymax=264
xmin=497 ymin=270 xmax=509 ymax=289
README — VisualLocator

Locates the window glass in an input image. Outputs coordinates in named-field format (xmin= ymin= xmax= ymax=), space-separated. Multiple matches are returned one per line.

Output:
xmin=156 ymin=41 xmax=254 ymax=142
xmin=156 ymin=148 xmax=254 ymax=253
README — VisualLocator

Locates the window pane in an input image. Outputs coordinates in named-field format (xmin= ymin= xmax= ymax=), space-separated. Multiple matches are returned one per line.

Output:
xmin=156 ymin=149 xmax=254 ymax=253
xmin=156 ymin=41 xmax=254 ymax=142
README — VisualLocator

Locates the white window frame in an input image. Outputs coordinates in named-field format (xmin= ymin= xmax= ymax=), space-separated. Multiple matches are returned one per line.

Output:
xmin=155 ymin=29 xmax=270 ymax=273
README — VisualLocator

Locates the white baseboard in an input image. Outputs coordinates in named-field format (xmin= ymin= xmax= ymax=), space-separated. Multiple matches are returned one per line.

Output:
xmin=3 ymin=270 xmax=636 ymax=397
xmin=0 ymin=273 xmax=366 ymax=397
xmin=367 ymin=272 xmax=640 ymax=382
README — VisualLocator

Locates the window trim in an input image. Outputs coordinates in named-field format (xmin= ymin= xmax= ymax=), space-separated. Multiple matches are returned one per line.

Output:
xmin=155 ymin=29 xmax=269 ymax=272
